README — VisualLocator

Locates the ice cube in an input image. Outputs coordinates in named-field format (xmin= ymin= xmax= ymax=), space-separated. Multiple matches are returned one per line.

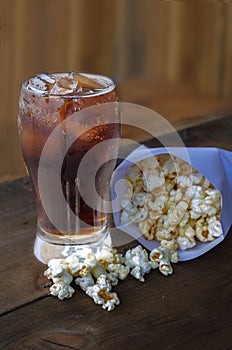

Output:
xmin=27 ymin=74 xmax=57 ymax=94
xmin=58 ymin=77 xmax=77 ymax=90
xmin=50 ymin=76 xmax=78 ymax=95
xmin=38 ymin=73 xmax=56 ymax=84
xmin=27 ymin=76 xmax=48 ymax=94
xmin=71 ymin=73 xmax=106 ymax=89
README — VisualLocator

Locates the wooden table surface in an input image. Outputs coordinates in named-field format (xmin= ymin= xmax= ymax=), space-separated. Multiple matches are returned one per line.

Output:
xmin=1 ymin=115 xmax=232 ymax=350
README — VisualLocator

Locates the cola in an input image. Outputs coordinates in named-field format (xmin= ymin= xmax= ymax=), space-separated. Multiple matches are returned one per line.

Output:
xmin=18 ymin=72 xmax=120 ymax=242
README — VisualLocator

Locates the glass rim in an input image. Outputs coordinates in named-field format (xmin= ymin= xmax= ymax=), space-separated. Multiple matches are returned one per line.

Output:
xmin=21 ymin=72 xmax=116 ymax=99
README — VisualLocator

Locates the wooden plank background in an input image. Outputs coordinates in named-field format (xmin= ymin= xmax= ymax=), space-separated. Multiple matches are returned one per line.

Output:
xmin=0 ymin=0 xmax=232 ymax=182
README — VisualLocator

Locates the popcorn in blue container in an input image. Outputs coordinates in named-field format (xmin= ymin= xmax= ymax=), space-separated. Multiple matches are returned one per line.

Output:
xmin=111 ymin=146 xmax=232 ymax=261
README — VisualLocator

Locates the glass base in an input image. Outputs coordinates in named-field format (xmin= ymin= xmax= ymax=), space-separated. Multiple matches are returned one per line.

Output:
xmin=34 ymin=230 xmax=112 ymax=264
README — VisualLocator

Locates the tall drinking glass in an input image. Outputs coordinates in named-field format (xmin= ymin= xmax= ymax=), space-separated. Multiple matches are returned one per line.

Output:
xmin=18 ymin=72 xmax=120 ymax=263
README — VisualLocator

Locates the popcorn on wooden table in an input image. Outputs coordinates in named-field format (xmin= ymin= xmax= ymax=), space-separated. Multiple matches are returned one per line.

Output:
xmin=44 ymin=244 xmax=178 ymax=311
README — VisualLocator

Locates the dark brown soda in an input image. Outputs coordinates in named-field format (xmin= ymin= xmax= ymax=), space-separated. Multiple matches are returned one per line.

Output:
xmin=18 ymin=81 xmax=119 ymax=237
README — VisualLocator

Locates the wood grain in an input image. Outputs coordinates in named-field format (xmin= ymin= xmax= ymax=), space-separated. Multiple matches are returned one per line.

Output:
xmin=0 ymin=116 xmax=232 ymax=349
xmin=0 ymin=230 xmax=231 ymax=349
xmin=1 ymin=0 xmax=232 ymax=183
xmin=119 ymin=79 xmax=232 ymax=143
xmin=0 ymin=178 xmax=48 ymax=315
xmin=222 ymin=4 xmax=232 ymax=97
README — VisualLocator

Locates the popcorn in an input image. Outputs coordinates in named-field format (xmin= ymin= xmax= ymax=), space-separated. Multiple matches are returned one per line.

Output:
xmin=138 ymin=220 xmax=155 ymax=240
xmin=127 ymin=165 xmax=142 ymax=184
xmin=44 ymin=264 xmax=73 ymax=285
xmin=159 ymin=155 xmax=179 ymax=175
xmin=134 ymin=207 xmax=148 ymax=223
xmin=119 ymin=154 xmax=223 ymax=255
xmin=177 ymin=236 xmax=196 ymax=250
xmin=160 ymin=238 xmax=179 ymax=252
xmin=64 ymin=254 xmax=84 ymax=277
xmin=44 ymin=244 xmax=179 ymax=311
xmin=77 ymin=263 xmax=91 ymax=277
xmin=190 ymin=173 xmax=203 ymax=185
xmin=167 ymin=200 xmax=188 ymax=226
xmin=208 ymin=217 xmax=223 ymax=237
xmin=44 ymin=258 xmax=75 ymax=301
xmin=123 ymin=201 xmax=139 ymax=216
xmin=48 ymin=258 xmax=69 ymax=269
xmin=86 ymin=274 xmax=120 ymax=312
xmin=133 ymin=191 xmax=147 ymax=207
xmin=150 ymin=247 xmax=164 ymax=262
xmin=175 ymin=175 xmax=192 ymax=187
xmin=95 ymin=246 xmax=124 ymax=266
xmin=147 ymin=193 xmax=167 ymax=214
xmin=124 ymin=245 xmax=158 ymax=282
xmin=96 ymin=274 xmax=112 ymax=291
xmin=85 ymin=253 xmax=107 ymax=279
xmin=119 ymin=180 xmax=133 ymax=209
xmin=179 ymin=211 xmax=190 ymax=227
xmin=106 ymin=272 xmax=119 ymax=286
xmin=138 ymin=156 xmax=160 ymax=171
xmin=95 ymin=246 xmax=127 ymax=286
xmin=169 ymin=251 xmax=179 ymax=264
xmin=86 ymin=284 xmax=120 ymax=312
xmin=143 ymin=170 xmax=165 ymax=191
xmin=159 ymin=261 xmax=173 ymax=276
xmin=50 ymin=283 xmax=75 ymax=300
xmin=201 ymin=177 xmax=211 ymax=189
xmin=169 ymin=188 xmax=183 ymax=202
xmin=124 ymin=245 xmax=149 ymax=268
xmin=52 ymin=269 xmax=73 ymax=285
xmin=195 ymin=216 xmax=223 ymax=242
xmin=150 ymin=246 xmax=178 ymax=275
xmin=130 ymin=266 xmax=146 ymax=282
xmin=155 ymin=229 xmax=173 ymax=241
xmin=185 ymin=185 xmax=204 ymax=199
xmin=120 ymin=202 xmax=140 ymax=225
xmin=107 ymin=263 xmax=130 ymax=280
xmin=75 ymin=273 xmax=95 ymax=291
